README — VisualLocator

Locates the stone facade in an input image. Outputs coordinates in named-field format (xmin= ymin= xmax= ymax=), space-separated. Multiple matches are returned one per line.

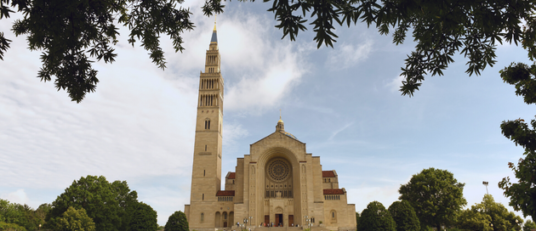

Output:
xmin=184 ymin=25 xmax=356 ymax=231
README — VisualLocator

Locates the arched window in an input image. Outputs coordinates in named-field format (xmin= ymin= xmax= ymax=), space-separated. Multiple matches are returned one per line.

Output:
xmin=330 ymin=210 xmax=337 ymax=223
xmin=201 ymin=213 xmax=204 ymax=222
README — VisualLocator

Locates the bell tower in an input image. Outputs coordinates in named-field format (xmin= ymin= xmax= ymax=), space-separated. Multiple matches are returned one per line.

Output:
xmin=188 ymin=21 xmax=224 ymax=227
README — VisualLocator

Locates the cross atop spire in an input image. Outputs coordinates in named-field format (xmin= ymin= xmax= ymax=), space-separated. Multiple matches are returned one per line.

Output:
xmin=214 ymin=14 xmax=217 ymax=31
xmin=211 ymin=15 xmax=218 ymax=43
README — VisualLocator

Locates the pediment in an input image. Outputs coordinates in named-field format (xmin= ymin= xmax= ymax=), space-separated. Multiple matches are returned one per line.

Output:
xmin=251 ymin=130 xmax=305 ymax=147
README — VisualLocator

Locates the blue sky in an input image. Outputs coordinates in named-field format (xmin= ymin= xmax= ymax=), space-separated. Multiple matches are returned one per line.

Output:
xmin=0 ymin=0 xmax=534 ymax=226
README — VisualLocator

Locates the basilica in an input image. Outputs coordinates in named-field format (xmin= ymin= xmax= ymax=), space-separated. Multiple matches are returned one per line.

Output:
xmin=184 ymin=23 xmax=356 ymax=231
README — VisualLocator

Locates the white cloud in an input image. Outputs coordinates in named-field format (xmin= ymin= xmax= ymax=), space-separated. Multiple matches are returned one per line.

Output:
xmin=328 ymin=122 xmax=354 ymax=141
xmin=223 ymin=122 xmax=249 ymax=146
xmin=2 ymin=189 xmax=30 ymax=205
xmin=326 ymin=40 xmax=373 ymax=69
xmin=386 ymin=74 xmax=405 ymax=92
xmin=217 ymin=14 xmax=311 ymax=113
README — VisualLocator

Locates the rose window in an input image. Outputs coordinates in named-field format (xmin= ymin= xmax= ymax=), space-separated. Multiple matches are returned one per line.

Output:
xmin=267 ymin=159 xmax=290 ymax=182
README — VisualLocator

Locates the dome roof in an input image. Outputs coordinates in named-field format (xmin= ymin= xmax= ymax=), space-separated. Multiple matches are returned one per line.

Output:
xmin=281 ymin=131 xmax=297 ymax=140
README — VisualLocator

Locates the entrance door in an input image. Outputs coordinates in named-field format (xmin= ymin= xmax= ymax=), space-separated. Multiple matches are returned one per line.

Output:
xmin=275 ymin=214 xmax=283 ymax=227
xmin=265 ymin=215 xmax=269 ymax=226
xmin=288 ymin=215 xmax=293 ymax=226
xmin=223 ymin=222 xmax=227 ymax=227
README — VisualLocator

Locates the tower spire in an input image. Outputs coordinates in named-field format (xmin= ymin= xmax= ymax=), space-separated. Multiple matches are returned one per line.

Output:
xmin=210 ymin=15 xmax=218 ymax=43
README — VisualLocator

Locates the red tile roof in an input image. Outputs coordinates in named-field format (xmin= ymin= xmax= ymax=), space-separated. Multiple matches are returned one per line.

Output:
xmin=216 ymin=190 xmax=235 ymax=196
xmin=323 ymin=189 xmax=344 ymax=195
xmin=228 ymin=172 xmax=236 ymax=179
xmin=322 ymin=171 xmax=335 ymax=177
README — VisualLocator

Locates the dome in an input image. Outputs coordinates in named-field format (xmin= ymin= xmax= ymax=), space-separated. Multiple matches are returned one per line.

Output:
xmin=281 ymin=131 xmax=297 ymax=140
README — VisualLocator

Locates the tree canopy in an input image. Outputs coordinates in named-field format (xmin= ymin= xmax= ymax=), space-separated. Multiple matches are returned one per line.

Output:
xmin=497 ymin=62 xmax=536 ymax=220
xmin=125 ymin=201 xmax=158 ymax=231
xmin=456 ymin=208 xmax=493 ymax=231
xmin=50 ymin=206 xmax=96 ymax=231
xmin=45 ymin=175 xmax=138 ymax=231
xmin=457 ymin=194 xmax=523 ymax=231
xmin=356 ymin=212 xmax=360 ymax=230
xmin=2 ymin=0 xmax=536 ymax=102
xmin=0 ymin=199 xmax=47 ymax=231
xmin=524 ymin=219 xmax=536 ymax=231
xmin=399 ymin=168 xmax=467 ymax=231
xmin=388 ymin=200 xmax=420 ymax=231
xmin=357 ymin=201 xmax=396 ymax=231
xmin=164 ymin=211 xmax=188 ymax=231
xmin=0 ymin=0 xmax=194 ymax=102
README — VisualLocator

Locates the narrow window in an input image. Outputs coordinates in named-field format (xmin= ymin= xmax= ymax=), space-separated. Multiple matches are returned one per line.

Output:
xmin=204 ymin=170 xmax=206 ymax=176
xmin=232 ymin=180 xmax=234 ymax=184
xmin=266 ymin=191 xmax=269 ymax=197
xmin=201 ymin=213 xmax=204 ymax=222
xmin=205 ymin=145 xmax=207 ymax=151
xmin=202 ymin=194 xmax=204 ymax=200
xmin=332 ymin=212 xmax=335 ymax=218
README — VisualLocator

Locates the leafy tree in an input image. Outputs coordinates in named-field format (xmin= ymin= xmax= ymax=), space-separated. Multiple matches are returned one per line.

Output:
xmin=456 ymin=194 xmax=523 ymax=231
xmin=35 ymin=203 xmax=53 ymax=227
xmin=50 ymin=206 xmax=96 ymax=231
xmin=357 ymin=201 xmax=396 ymax=231
xmin=164 ymin=211 xmax=188 ymax=231
xmin=497 ymin=63 xmax=536 ymax=220
xmin=356 ymin=212 xmax=360 ymax=230
xmin=0 ymin=199 xmax=24 ymax=225
xmin=0 ymin=221 xmax=26 ymax=231
xmin=524 ymin=220 xmax=536 ymax=231
xmin=0 ymin=199 xmax=38 ymax=230
xmin=0 ymin=0 xmax=194 ymax=103
xmin=456 ymin=207 xmax=493 ymax=231
xmin=2 ymin=0 xmax=535 ymax=102
xmin=399 ymin=168 xmax=467 ymax=231
xmin=125 ymin=201 xmax=157 ymax=231
xmin=45 ymin=175 xmax=138 ymax=231
xmin=112 ymin=180 xmax=139 ymax=231
xmin=388 ymin=200 xmax=420 ymax=231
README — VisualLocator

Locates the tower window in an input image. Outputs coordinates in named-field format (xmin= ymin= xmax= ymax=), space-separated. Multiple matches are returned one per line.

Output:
xmin=202 ymin=194 xmax=204 ymax=200
xmin=204 ymin=170 xmax=206 ymax=176
xmin=201 ymin=213 xmax=204 ymax=222
xmin=205 ymin=120 xmax=211 ymax=129
xmin=205 ymin=145 xmax=207 ymax=151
